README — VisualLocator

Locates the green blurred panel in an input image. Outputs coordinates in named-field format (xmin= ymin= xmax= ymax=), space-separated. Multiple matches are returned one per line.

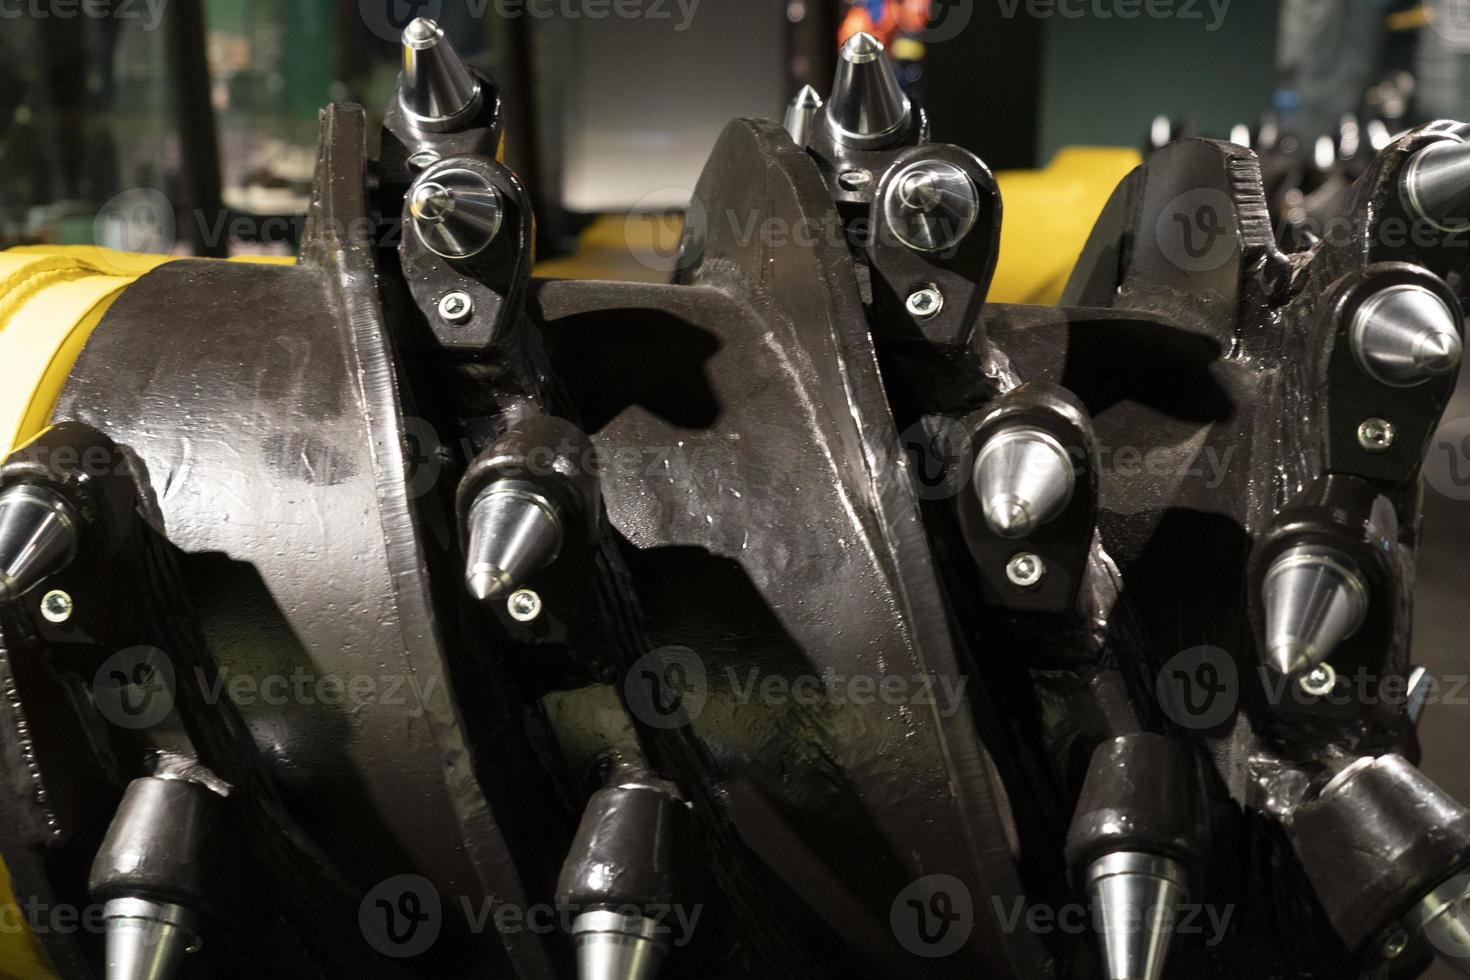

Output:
xmin=1038 ymin=1 xmax=1280 ymax=159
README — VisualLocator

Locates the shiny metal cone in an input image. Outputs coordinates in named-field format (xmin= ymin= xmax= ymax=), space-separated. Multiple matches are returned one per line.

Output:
xmin=1351 ymin=283 xmax=1463 ymax=387
xmin=464 ymin=480 xmax=564 ymax=601
xmin=884 ymin=159 xmax=980 ymax=253
xmin=0 ymin=484 xmax=79 ymax=603
xmin=1086 ymin=852 xmax=1188 ymax=980
xmin=1262 ymin=544 xmax=1369 ymax=677
xmin=972 ymin=427 xmax=1075 ymax=539
xmin=784 ymin=85 xmax=823 ymax=149
xmin=1403 ymin=139 xmax=1470 ymax=233
xmin=103 ymin=899 xmax=200 ymax=980
xmin=826 ymin=32 xmax=911 ymax=149
xmin=399 ymin=17 xmax=483 ymax=130
xmin=1415 ymin=877 xmax=1470 ymax=976
xmin=409 ymin=169 xmax=504 ymax=260
xmin=573 ymin=911 xmax=666 ymax=980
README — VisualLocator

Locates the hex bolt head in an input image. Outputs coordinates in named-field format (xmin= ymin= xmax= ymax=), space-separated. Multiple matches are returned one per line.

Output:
xmin=1299 ymin=663 xmax=1338 ymax=698
xmin=906 ymin=287 xmax=944 ymax=320
xmin=40 ymin=589 xmax=73 ymax=624
xmin=1357 ymin=418 xmax=1397 ymax=453
xmin=438 ymin=291 xmax=474 ymax=325
xmin=1006 ymin=552 xmax=1046 ymax=589
xmin=507 ymin=588 xmax=543 ymax=623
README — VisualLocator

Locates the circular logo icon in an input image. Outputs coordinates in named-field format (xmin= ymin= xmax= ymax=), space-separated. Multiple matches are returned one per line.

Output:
xmin=92 ymin=646 xmax=176 ymax=730
xmin=890 ymin=874 xmax=974 ymax=958
xmin=1425 ymin=415 xmax=1470 ymax=501
xmin=1156 ymin=645 xmax=1239 ymax=731
xmin=918 ymin=0 xmax=975 ymax=44
xmin=1429 ymin=0 xmax=1470 ymax=48
xmin=899 ymin=416 xmax=974 ymax=502
xmin=1154 ymin=189 xmax=1237 ymax=274
xmin=624 ymin=188 xmax=704 ymax=276
xmin=92 ymin=189 xmax=176 ymax=261
xmin=360 ymin=874 xmax=442 ymax=958
xmin=401 ymin=416 xmax=444 ymax=500
xmin=359 ymin=0 xmax=444 ymax=43
xmin=623 ymin=646 xmax=708 ymax=730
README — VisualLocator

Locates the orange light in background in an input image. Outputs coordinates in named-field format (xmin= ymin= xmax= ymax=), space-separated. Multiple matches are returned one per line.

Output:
xmin=839 ymin=0 xmax=933 ymax=49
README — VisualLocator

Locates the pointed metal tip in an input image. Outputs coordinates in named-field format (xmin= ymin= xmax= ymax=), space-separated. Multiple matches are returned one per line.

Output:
xmin=572 ymin=911 xmax=666 ymax=980
xmin=0 ymin=484 xmax=79 ymax=604
xmin=1262 ymin=545 xmax=1369 ymax=677
xmin=1352 ymin=283 xmax=1463 ymax=386
xmin=1267 ymin=641 xmax=1315 ymax=678
xmin=102 ymin=899 xmax=200 ymax=980
xmin=402 ymin=17 xmax=441 ymax=48
xmin=1086 ymin=852 xmax=1188 ymax=980
xmin=1404 ymin=139 xmax=1470 ymax=234
xmin=408 ymin=171 xmax=504 ymax=259
xmin=785 ymin=86 xmax=824 ymax=148
xmin=463 ymin=481 xmax=564 ymax=603
xmin=467 ymin=566 xmax=512 ymax=602
xmin=984 ymin=496 xmax=1034 ymax=539
xmin=841 ymin=31 xmax=884 ymax=63
xmin=399 ymin=17 xmax=482 ymax=130
xmin=972 ymin=427 xmax=1074 ymax=540
xmin=794 ymin=84 xmax=823 ymax=106
xmin=827 ymin=32 xmax=910 ymax=148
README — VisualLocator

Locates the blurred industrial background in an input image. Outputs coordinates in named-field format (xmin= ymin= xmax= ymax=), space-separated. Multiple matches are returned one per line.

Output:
xmin=7 ymin=2 xmax=1470 ymax=975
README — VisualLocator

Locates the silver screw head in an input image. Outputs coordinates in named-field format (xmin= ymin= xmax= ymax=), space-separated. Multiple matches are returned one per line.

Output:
xmin=1382 ymin=930 xmax=1409 ymax=959
xmin=1357 ymin=417 xmax=1396 ymax=453
xmin=1005 ymin=552 xmax=1045 ymax=589
xmin=838 ymin=169 xmax=873 ymax=192
xmin=438 ymin=291 xmax=474 ymax=325
xmin=507 ymin=588 xmax=543 ymax=623
xmin=906 ymin=287 xmax=944 ymax=320
xmin=40 ymin=589 xmax=73 ymax=624
xmin=1299 ymin=662 xmax=1337 ymax=697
